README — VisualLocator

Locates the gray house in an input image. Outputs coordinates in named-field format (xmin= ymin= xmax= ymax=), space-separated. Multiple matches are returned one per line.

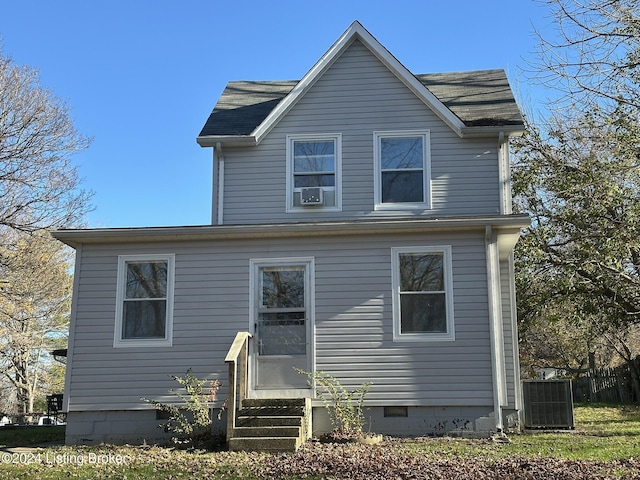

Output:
xmin=53 ymin=21 xmax=528 ymax=448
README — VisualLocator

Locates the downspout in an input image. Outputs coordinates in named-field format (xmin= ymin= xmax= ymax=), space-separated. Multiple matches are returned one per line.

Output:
xmin=498 ymin=130 xmax=523 ymax=423
xmin=497 ymin=131 xmax=511 ymax=215
xmin=216 ymin=142 xmax=225 ymax=225
xmin=62 ymin=243 xmax=83 ymax=414
xmin=211 ymin=146 xmax=218 ymax=225
xmin=509 ymin=251 xmax=524 ymax=419
xmin=486 ymin=225 xmax=506 ymax=432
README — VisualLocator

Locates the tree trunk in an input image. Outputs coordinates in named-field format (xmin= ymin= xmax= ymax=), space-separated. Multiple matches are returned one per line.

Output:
xmin=628 ymin=356 xmax=640 ymax=403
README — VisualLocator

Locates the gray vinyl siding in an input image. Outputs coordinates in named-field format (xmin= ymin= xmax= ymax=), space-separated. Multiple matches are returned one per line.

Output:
xmin=67 ymin=230 xmax=493 ymax=411
xmin=221 ymin=39 xmax=500 ymax=225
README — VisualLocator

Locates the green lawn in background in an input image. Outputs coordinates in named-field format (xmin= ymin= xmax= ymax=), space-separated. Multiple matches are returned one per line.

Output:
xmin=0 ymin=426 xmax=65 ymax=449
xmin=400 ymin=403 xmax=640 ymax=461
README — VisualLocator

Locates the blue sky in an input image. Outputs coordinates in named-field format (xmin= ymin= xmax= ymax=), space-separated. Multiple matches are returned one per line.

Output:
xmin=1 ymin=1 xmax=552 ymax=228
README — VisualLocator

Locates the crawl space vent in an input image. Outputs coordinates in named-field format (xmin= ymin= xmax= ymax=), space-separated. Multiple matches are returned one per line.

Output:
xmin=522 ymin=380 xmax=574 ymax=429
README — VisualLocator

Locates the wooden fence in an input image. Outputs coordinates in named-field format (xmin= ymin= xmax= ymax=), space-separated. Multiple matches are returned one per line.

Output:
xmin=573 ymin=356 xmax=640 ymax=404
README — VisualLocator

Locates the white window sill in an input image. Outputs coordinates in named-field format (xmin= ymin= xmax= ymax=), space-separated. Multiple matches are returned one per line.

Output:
xmin=113 ymin=338 xmax=173 ymax=348
xmin=393 ymin=332 xmax=455 ymax=342
xmin=374 ymin=203 xmax=431 ymax=212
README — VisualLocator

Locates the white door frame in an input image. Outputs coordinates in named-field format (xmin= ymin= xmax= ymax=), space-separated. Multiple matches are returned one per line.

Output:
xmin=248 ymin=257 xmax=315 ymax=398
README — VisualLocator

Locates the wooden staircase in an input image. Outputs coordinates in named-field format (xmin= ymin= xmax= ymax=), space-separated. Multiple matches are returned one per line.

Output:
xmin=228 ymin=398 xmax=312 ymax=452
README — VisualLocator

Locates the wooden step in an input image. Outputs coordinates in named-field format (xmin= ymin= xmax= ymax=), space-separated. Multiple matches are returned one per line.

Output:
xmin=236 ymin=415 xmax=303 ymax=427
xmin=238 ymin=405 xmax=305 ymax=417
xmin=232 ymin=425 xmax=302 ymax=437
xmin=229 ymin=398 xmax=311 ymax=452
xmin=228 ymin=436 xmax=302 ymax=452
xmin=242 ymin=398 xmax=307 ymax=407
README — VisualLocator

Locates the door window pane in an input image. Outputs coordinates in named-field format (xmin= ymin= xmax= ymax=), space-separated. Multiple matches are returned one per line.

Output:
xmin=258 ymin=266 xmax=307 ymax=356
xmin=258 ymin=312 xmax=306 ymax=355
xmin=260 ymin=268 xmax=305 ymax=308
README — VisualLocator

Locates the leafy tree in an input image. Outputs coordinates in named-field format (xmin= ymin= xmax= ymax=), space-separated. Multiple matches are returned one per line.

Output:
xmin=0 ymin=231 xmax=72 ymax=417
xmin=514 ymin=1 xmax=640 ymax=391
xmin=513 ymin=106 xmax=640 ymax=388
xmin=0 ymin=48 xmax=91 ymax=236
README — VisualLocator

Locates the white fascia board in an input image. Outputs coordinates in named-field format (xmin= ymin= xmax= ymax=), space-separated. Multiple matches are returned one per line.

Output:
xmin=51 ymin=215 xmax=530 ymax=247
xmin=460 ymin=125 xmax=526 ymax=138
xmin=197 ymin=135 xmax=256 ymax=148
xmin=251 ymin=21 xmax=467 ymax=144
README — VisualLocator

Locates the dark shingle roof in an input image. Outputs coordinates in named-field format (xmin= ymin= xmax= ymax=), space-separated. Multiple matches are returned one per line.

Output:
xmin=415 ymin=70 xmax=523 ymax=127
xmin=198 ymin=69 xmax=522 ymax=138
xmin=199 ymin=81 xmax=296 ymax=137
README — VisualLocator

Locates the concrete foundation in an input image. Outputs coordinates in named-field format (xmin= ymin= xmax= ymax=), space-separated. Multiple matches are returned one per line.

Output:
xmin=312 ymin=405 xmax=501 ymax=438
xmin=65 ymin=405 xmax=516 ymax=445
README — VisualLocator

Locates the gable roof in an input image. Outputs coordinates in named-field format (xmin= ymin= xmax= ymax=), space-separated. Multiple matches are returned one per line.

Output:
xmin=197 ymin=21 xmax=524 ymax=147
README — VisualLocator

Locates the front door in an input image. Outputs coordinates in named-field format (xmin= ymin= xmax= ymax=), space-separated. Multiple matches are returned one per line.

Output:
xmin=250 ymin=258 xmax=313 ymax=397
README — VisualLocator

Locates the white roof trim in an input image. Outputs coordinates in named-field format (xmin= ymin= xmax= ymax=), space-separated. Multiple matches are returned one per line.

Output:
xmin=52 ymin=215 xmax=530 ymax=247
xmin=251 ymin=21 xmax=467 ymax=144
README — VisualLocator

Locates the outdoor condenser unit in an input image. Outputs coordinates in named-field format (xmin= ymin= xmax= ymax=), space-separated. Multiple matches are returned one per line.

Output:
xmin=522 ymin=380 xmax=575 ymax=429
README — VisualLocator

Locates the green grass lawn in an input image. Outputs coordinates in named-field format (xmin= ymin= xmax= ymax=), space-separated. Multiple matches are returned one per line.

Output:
xmin=0 ymin=404 xmax=638 ymax=480
xmin=0 ymin=426 xmax=65 ymax=449
xmin=398 ymin=403 xmax=640 ymax=462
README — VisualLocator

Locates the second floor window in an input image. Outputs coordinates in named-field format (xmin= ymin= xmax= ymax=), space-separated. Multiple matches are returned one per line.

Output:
xmin=374 ymin=130 xmax=431 ymax=210
xmin=286 ymin=134 xmax=342 ymax=211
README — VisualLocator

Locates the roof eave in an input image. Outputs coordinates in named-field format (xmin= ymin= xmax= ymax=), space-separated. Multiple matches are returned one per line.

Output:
xmin=52 ymin=215 xmax=530 ymax=248
xmin=460 ymin=124 xmax=526 ymax=138
xmin=196 ymin=135 xmax=257 ymax=148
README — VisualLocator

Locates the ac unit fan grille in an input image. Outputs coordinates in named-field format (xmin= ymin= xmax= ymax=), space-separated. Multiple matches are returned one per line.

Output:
xmin=522 ymin=380 xmax=574 ymax=429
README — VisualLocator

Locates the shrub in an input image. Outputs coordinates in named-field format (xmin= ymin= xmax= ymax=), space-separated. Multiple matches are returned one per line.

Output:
xmin=142 ymin=369 xmax=223 ymax=449
xmin=297 ymin=369 xmax=371 ymax=437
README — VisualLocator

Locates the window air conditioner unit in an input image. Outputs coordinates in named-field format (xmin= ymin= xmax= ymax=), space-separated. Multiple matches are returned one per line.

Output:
xmin=522 ymin=380 xmax=574 ymax=430
xmin=300 ymin=187 xmax=324 ymax=206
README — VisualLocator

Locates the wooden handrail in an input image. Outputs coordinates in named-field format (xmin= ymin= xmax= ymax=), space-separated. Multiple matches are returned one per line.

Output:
xmin=224 ymin=331 xmax=252 ymax=441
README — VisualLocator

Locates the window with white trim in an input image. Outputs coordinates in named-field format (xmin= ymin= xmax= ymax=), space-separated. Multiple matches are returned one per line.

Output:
xmin=374 ymin=131 xmax=430 ymax=209
xmin=114 ymin=254 xmax=175 ymax=347
xmin=286 ymin=134 xmax=341 ymax=211
xmin=392 ymin=246 xmax=454 ymax=341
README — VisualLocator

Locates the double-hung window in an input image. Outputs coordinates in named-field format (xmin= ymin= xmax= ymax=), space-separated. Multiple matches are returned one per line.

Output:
xmin=286 ymin=134 xmax=341 ymax=211
xmin=374 ymin=131 xmax=431 ymax=210
xmin=114 ymin=254 xmax=175 ymax=347
xmin=391 ymin=246 xmax=454 ymax=341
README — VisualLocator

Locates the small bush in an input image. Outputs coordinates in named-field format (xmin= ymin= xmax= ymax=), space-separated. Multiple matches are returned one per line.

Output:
xmin=297 ymin=369 xmax=372 ymax=438
xmin=142 ymin=369 xmax=223 ymax=449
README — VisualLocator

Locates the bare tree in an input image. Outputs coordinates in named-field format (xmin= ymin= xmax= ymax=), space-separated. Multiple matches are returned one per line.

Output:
xmin=531 ymin=0 xmax=640 ymax=113
xmin=0 ymin=48 xmax=92 ymax=235
xmin=0 ymin=231 xmax=72 ymax=417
